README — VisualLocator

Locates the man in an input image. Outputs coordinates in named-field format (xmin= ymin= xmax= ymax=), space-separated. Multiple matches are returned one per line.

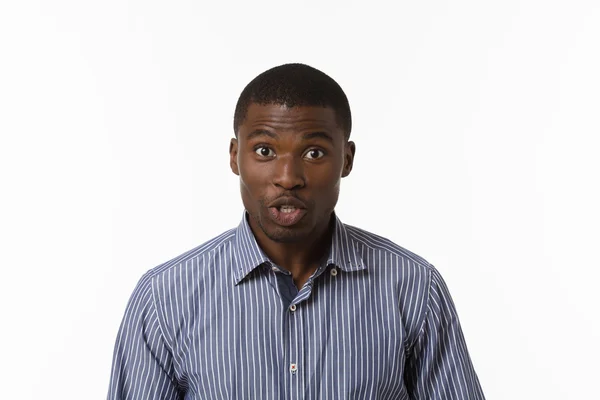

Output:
xmin=107 ymin=63 xmax=485 ymax=399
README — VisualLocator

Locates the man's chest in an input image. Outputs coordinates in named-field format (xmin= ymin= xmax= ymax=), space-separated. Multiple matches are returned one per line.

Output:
xmin=169 ymin=272 xmax=410 ymax=399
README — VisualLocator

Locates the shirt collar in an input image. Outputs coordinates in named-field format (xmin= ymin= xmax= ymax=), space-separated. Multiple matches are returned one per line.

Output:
xmin=232 ymin=211 xmax=366 ymax=285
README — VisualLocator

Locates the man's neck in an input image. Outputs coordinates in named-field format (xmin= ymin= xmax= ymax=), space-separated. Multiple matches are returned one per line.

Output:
xmin=250 ymin=214 xmax=334 ymax=289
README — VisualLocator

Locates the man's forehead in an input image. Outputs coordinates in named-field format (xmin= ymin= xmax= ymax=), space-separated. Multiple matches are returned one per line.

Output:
xmin=240 ymin=103 xmax=342 ymax=136
xmin=244 ymin=103 xmax=338 ymax=125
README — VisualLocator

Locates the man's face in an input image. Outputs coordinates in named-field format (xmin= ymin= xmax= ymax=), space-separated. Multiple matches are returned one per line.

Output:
xmin=230 ymin=103 xmax=355 ymax=243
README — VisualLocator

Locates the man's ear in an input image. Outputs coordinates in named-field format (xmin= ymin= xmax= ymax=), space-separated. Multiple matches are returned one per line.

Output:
xmin=229 ymin=138 xmax=239 ymax=176
xmin=342 ymin=141 xmax=356 ymax=177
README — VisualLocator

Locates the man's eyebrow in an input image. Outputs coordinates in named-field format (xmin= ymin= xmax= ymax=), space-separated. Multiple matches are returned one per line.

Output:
xmin=246 ymin=129 xmax=277 ymax=141
xmin=303 ymin=131 xmax=334 ymax=144
xmin=246 ymin=129 xmax=334 ymax=144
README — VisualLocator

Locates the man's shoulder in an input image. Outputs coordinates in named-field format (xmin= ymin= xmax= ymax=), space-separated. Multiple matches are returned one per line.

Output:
xmin=142 ymin=227 xmax=238 ymax=282
xmin=344 ymin=222 xmax=438 ymax=344
xmin=344 ymin=222 xmax=432 ymax=271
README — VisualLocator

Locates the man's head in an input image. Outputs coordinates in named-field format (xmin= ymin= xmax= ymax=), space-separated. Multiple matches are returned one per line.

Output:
xmin=233 ymin=63 xmax=352 ymax=140
xmin=230 ymin=63 xmax=355 ymax=244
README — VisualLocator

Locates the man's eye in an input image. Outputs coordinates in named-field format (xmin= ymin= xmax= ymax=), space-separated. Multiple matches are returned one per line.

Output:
xmin=255 ymin=146 xmax=275 ymax=157
xmin=304 ymin=149 xmax=325 ymax=160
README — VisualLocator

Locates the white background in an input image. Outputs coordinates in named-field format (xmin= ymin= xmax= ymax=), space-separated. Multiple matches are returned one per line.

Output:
xmin=1 ymin=1 xmax=599 ymax=399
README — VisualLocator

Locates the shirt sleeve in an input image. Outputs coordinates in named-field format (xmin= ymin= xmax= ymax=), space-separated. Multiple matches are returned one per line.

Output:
xmin=404 ymin=266 xmax=485 ymax=399
xmin=107 ymin=273 xmax=183 ymax=400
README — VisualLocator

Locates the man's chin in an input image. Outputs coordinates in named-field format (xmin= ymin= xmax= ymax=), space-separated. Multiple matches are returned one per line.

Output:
xmin=250 ymin=211 xmax=314 ymax=244
xmin=264 ymin=225 xmax=310 ymax=243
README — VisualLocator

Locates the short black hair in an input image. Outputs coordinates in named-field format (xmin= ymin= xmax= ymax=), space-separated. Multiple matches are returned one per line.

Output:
xmin=233 ymin=63 xmax=352 ymax=139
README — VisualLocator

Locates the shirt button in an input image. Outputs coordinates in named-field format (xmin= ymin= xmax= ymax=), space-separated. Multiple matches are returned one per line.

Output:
xmin=289 ymin=304 xmax=297 ymax=312
xmin=330 ymin=267 xmax=338 ymax=276
xmin=290 ymin=363 xmax=297 ymax=374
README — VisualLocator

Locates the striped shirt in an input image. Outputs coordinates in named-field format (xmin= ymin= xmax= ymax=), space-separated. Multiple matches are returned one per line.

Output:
xmin=108 ymin=212 xmax=485 ymax=399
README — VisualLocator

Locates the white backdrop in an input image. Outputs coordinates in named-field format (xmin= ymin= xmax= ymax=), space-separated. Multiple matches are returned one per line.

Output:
xmin=1 ymin=1 xmax=599 ymax=399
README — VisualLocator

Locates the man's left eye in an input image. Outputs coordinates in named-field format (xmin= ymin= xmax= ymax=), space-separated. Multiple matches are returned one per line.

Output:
xmin=304 ymin=149 xmax=325 ymax=160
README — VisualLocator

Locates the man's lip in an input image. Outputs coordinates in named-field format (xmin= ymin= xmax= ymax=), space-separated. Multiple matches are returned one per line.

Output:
xmin=268 ymin=207 xmax=307 ymax=227
xmin=268 ymin=196 xmax=307 ymax=209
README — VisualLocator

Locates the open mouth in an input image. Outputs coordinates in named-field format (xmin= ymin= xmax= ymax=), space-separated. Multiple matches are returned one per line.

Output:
xmin=268 ymin=206 xmax=307 ymax=226
xmin=279 ymin=205 xmax=298 ymax=214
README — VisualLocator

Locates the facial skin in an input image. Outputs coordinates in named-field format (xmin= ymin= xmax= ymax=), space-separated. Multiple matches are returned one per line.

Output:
xmin=229 ymin=103 xmax=355 ymax=279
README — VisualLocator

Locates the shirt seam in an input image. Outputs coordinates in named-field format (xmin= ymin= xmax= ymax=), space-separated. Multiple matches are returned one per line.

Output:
xmin=406 ymin=263 xmax=433 ymax=355
xmin=149 ymin=275 xmax=176 ymax=356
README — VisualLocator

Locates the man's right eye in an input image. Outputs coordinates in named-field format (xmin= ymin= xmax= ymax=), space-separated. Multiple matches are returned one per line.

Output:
xmin=255 ymin=146 xmax=276 ymax=157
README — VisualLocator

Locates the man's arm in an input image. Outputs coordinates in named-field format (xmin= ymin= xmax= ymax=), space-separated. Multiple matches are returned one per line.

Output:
xmin=107 ymin=273 xmax=182 ymax=400
xmin=404 ymin=266 xmax=485 ymax=399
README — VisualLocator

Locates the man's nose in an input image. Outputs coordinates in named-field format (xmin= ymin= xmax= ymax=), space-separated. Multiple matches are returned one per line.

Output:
xmin=272 ymin=155 xmax=305 ymax=190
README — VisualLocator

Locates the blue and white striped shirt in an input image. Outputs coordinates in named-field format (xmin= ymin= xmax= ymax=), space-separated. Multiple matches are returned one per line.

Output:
xmin=108 ymin=212 xmax=485 ymax=399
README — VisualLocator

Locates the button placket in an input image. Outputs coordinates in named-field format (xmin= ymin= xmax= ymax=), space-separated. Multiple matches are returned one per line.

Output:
xmin=287 ymin=302 xmax=304 ymax=398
